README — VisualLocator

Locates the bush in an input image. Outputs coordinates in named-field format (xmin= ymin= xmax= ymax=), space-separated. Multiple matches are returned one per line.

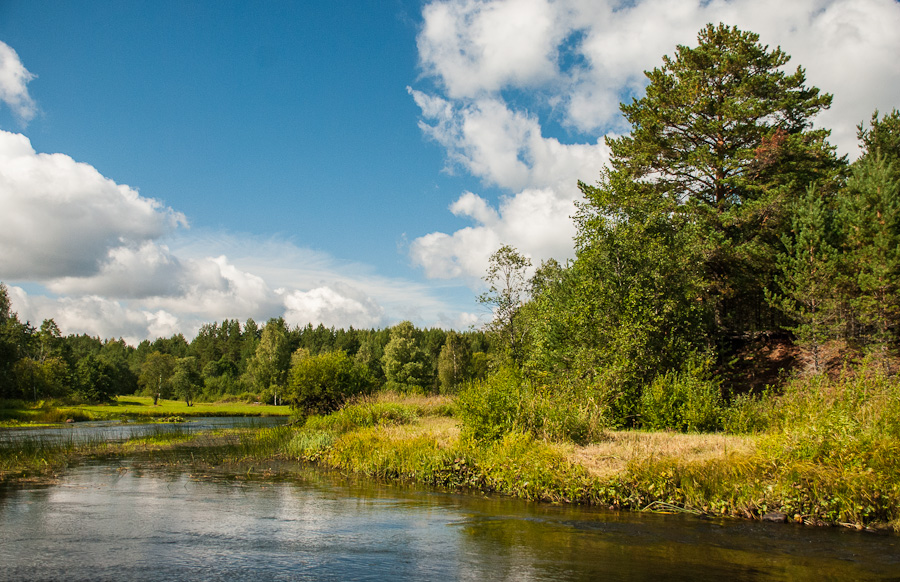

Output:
xmin=721 ymin=390 xmax=774 ymax=434
xmin=517 ymin=385 xmax=608 ymax=445
xmin=639 ymin=359 xmax=723 ymax=432
xmin=456 ymin=366 xmax=523 ymax=442
xmin=288 ymin=350 xmax=371 ymax=414
xmin=304 ymin=401 xmax=418 ymax=434
xmin=762 ymin=363 xmax=900 ymax=465
xmin=457 ymin=368 xmax=609 ymax=444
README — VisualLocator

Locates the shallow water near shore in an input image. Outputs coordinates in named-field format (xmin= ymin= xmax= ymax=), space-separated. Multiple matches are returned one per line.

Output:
xmin=1 ymin=457 xmax=898 ymax=581
xmin=0 ymin=416 xmax=287 ymax=445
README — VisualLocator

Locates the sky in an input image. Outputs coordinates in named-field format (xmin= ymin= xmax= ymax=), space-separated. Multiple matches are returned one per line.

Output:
xmin=1 ymin=0 xmax=899 ymax=345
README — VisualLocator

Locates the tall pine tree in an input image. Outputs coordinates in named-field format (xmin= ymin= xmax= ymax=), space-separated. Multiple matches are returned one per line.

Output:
xmin=597 ymin=23 xmax=842 ymax=340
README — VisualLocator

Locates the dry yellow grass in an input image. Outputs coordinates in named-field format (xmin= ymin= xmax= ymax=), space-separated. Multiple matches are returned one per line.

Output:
xmin=572 ymin=430 xmax=758 ymax=480
xmin=366 ymin=390 xmax=454 ymax=413
xmin=377 ymin=415 xmax=460 ymax=448
xmin=379 ymin=412 xmax=758 ymax=482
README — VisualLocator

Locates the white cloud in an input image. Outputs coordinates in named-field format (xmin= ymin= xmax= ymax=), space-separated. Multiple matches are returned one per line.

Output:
xmin=410 ymin=90 xmax=609 ymax=191
xmin=410 ymin=0 xmax=900 ymax=280
xmin=0 ymin=130 xmax=470 ymax=340
xmin=0 ymin=41 xmax=37 ymax=122
xmin=411 ymin=187 xmax=578 ymax=280
xmin=417 ymin=0 xmax=900 ymax=155
xmin=280 ymin=283 xmax=386 ymax=330
xmin=6 ymin=285 xmax=184 ymax=346
xmin=0 ymin=130 xmax=187 ymax=280
xmin=418 ymin=0 xmax=565 ymax=98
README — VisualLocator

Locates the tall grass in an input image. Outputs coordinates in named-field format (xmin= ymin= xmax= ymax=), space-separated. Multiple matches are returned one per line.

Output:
xmin=455 ymin=367 xmax=608 ymax=444
xmin=615 ymin=362 xmax=900 ymax=528
xmin=0 ymin=432 xmax=108 ymax=479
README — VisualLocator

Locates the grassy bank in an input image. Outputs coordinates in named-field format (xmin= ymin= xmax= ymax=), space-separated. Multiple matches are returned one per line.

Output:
xmin=5 ymin=371 xmax=899 ymax=532
xmin=282 ymin=386 xmax=900 ymax=532
xmin=0 ymin=396 xmax=290 ymax=425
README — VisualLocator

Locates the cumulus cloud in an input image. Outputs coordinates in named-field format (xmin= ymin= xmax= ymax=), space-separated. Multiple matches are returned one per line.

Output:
xmin=411 ymin=188 xmax=579 ymax=280
xmin=280 ymin=283 xmax=386 ymax=330
xmin=6 ymin=285 xmax=184 ymax=346
xmin=0 ymin=41 xmax=37 ymax=122
xmin=0 ymin=130 xmax=187 ymax=280
xmin=417 ymin=0 xmax=565 ymax=98
xmin=409 ymin=90 xmax=609 ymax=191
xmin=410 ymin=0 xmax=900 ymax=280
xmin=0 ymin=131 xmax=466 ymax=340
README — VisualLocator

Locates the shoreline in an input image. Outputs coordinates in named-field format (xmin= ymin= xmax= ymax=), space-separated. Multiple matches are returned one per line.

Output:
xmin=3 ymin=405 xmax=898 ymax=533
xmin=278 ymin=400 xmax=900 ymax=533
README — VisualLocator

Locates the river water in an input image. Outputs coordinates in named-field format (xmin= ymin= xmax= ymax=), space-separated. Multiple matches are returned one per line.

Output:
xmin=2 ymin=456 xmax=899 ymax=582
xmin=0 ymin=416 xmax=287 ymax=445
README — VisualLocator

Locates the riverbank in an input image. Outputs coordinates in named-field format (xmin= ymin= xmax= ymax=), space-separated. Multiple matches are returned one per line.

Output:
xmin=0 ymin=420 xmax=292 ymax=483
xmin=0 ymin=396 xmax=290 ymax=425
xmin=280 ymin=393 xmax=900 ymax=532
xmin=4 ymin=390 xmax=898 ymax=532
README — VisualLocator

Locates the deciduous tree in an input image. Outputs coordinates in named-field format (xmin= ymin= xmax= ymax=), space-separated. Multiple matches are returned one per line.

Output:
xmin=478 ymin=245 xmax=532 ymax=363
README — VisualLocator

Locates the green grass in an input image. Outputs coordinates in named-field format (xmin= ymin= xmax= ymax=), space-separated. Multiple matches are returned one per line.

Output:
xmin=279 ymin=378 xmax=900 ymax=531
xmin=0 ymin=396 xmax=290 ymax=424
xmin=78 ymin=396 xmax=291 ymax=418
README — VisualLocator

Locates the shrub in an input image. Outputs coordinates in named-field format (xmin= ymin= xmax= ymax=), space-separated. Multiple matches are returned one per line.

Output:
xmin=639 ymin=359 xmax=723 ymax=432
xmin=721 ymin=390 xmax=774 ymax=434
xmin=304 ymin=401 xmax=417 ymax=433
xmin=457 ymin=368 xmax=609 ymax=444
xmin=288 ymin=350 xmax=371 ymax=414
xmin=456 ymin=366 xmax=523 ymax=441
xmin=517 ymin=386 xmax=608 ymax=445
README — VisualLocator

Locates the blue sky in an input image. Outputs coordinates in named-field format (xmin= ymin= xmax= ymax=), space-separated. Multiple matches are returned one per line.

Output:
xmin=1 ymin=0 xmax=899 ymax=343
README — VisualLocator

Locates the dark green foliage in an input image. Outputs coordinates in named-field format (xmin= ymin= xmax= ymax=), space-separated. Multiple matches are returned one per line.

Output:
xmin=456 ymin=366 xmax=523 ymax=442
xmin=769 ymin=183 xmax=842 ymax=371
xmin=99 ymin=339 xmax=138 ymax=395
xmin=839 ymin=116 xmax=900 ymax=352
xmin=509 ymin=24 xmax=853 ymax=429
xmin=171 ymin=356 xmax=201 ymax=406
xmin=437 ymin=331 xmax=472 ymax=394
xmin=74 ymin=354 xmax=116 ymax=403
xmin=639 ymin=358 xmax=723 ymax=432
xmin=858 ymin=109 xmax=900 ymax=160
xmin=0 ymin=284 xmax=25 ymax=398
xmin=287 ymin=350 xmax=370 ymax=414
xmin=607 ymin=23 xmax=841 ymax=340
xmin=382 ymin=321 xmax=429 ymax=392
xmin=138 ymin=351 xmax=176 ymax=401
xmin=245 ymin=319 xmax=291 ymax=393
xmin=478 ymin=245 xmax=532 ymax=364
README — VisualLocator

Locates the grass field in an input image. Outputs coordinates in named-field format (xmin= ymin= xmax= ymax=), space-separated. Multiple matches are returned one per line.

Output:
xmin=80 ymin=396 xmax=291 ymax=418
xmin=0 ymin=396 xmax=290 ymax=425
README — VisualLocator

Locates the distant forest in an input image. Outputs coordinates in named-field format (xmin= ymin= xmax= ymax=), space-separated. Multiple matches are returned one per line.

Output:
xmin=0 ymin=297 xmax=493 ymax=406
xmin=0 ymin=296 xmax=490 ymax=404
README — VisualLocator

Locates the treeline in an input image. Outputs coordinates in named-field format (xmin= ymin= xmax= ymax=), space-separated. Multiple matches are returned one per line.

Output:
xmin=466 ymin=24 xmax=900 ymax=434
xmin=0 ymin=293 xmax=492 ymax=405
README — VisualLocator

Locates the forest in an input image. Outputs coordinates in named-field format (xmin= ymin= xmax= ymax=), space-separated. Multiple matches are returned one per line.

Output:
xmin=0 ymin=298 xmax=492 ymax=409
xmin=2 ymin=23 xmax=900 ymax=437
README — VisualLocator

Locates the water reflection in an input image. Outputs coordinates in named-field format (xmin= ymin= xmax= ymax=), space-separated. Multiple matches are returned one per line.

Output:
xmin=0 ymin=416 xmax=286 ymax=445
xmin=0 ymin=462 xmax=898 ymax=581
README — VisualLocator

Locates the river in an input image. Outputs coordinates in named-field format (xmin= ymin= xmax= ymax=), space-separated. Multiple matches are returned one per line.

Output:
xmin=0 ymin=416 xmax=287 ymax=445
xmin=1 ymin=452 xmax=899 ymax=581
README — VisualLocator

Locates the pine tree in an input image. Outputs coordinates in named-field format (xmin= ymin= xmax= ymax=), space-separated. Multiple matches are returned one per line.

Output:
xmin=840 ymin=152 xmax=900 ymax=353
xmin=771 ymin=184 xmax=841 ymax=371
xmin=602 ymin=23 xmax=842 ymax=338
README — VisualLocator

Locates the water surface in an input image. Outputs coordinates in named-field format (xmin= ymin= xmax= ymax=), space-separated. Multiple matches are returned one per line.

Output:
xmin=0 ymin=416 xmax=286 ymax=445
xmin=1 ymin=459 xmax=898 ymax=581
